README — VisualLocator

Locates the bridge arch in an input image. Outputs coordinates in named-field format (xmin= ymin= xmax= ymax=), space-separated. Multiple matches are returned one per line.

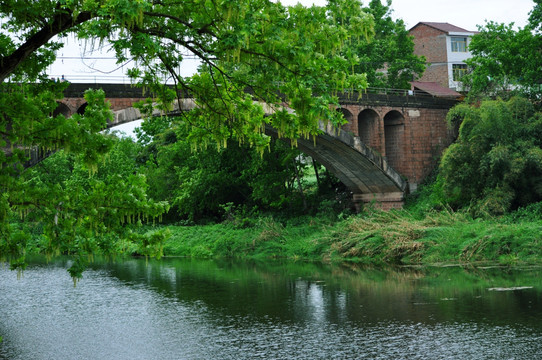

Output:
xmin=265 ymin=123 xmax=406 ymax=209
xmin=358 ymin=109 xmax=381 ymax=152
xmin=53 ymin=102 xmax=71 ymax=117
xmin=108 ymin=104 xmax=407 ymax=208
xmin=337 ymin=108 xmax=354 ymax=134
xmin=76 ymin=103 xmax=88 ymax=115
xmin=383 ymin=110 xmax=405 ymax=172
xmin=17 ymin=84 xmax=462 ymax=209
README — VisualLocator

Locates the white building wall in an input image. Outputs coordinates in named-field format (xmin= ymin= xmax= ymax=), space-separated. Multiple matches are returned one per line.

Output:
xmin=446 ymin=32 xmax=475 ymax=90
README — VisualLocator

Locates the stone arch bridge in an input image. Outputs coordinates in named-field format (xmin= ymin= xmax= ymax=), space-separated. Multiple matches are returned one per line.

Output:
xmin=56 ymin=83 xmax=458 ymax=209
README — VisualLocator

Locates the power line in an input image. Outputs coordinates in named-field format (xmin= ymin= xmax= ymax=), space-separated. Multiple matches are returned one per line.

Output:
xmin=56 ymin=55 xmax=201 ymax=60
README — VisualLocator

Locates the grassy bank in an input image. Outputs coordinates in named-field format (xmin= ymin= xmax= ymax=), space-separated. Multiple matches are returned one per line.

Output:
xmin=161 ymin=208 xmax=542 ymax=266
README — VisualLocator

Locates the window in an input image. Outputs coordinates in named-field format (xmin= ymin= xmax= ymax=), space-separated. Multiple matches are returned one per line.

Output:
xmin=451 ymin=36 xmax=467 ymax=52
xmin=452 ymin=64 xmax=468 ymax=81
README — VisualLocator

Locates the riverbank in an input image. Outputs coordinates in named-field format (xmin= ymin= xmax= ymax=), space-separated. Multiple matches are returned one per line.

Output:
xmin=160 ymin=207 xmax=542 ymax=266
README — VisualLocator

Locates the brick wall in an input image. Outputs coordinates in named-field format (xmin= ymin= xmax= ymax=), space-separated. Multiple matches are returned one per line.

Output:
xmin=410 ymin=24 xmax=450 ymax=88
xmin=339 ymin=108 xmax=354 ymax=133
xmin=418 ymin=64 xmax=449 ymax=88
xmin=410 ymin=25 xmax=447 ymax=63
xmin=339 ymin=103 xmax=455 ymax=190
xmin=358 ymin=108 xmax=383 ymax=154
xmin=403 ymin=107 xmax=455 ymax=188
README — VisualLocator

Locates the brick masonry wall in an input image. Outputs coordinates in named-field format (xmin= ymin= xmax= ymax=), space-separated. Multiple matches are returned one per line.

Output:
xmin=384 ymin=122 xmax=404 ymax=173
xmin=339 ymin=103 xmax=455 ymax=190
xmin=403 ymin=107 xmax=455 ymax=187
xmin=339 ymin=108 xmax=355 ymax=133
xmin=410 ymin=24 xmax=450 ymax=88
xmin=410 ymin=25 xmax=447 ymax=63
xmin=376 ymin=201 xmax=404 ymax=211
xmin=358 ymin=109 xmax=383 ymax=153
xmin=108 ymin=98 xmax=143 ymax=111
xmin=418 ymin=64 xmax=449 ymax=88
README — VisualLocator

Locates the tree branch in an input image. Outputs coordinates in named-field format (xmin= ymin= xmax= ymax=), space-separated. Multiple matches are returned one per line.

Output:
xmin=143 ymin=11 xmax=217 ymax=36
xmin=0 ymin=9 xmax=94 ymax=83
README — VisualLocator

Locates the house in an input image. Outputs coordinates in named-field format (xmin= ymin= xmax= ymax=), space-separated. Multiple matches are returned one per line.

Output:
xmin=409 ymin=22 xmax=476 ymax=91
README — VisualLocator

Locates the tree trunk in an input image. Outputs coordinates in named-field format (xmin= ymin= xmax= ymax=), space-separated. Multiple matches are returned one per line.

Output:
xmin=312 ymin=157 xmax=320 ymax=187
xmin=292 ymin=158 xmax=307 ymax=211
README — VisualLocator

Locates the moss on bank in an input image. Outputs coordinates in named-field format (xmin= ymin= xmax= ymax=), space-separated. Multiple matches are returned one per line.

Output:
xmin=161 ymin=208 xmax=542 ymax=266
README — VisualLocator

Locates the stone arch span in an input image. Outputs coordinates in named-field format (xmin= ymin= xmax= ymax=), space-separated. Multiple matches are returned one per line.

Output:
xmin=53 ymin=102 xmax=71 ymax=117
xmin=265 ymin=123 xmax=406 ymax=209
xmin=20 ymin=84 xmax=462 ymax=210
xmin=23 ymin=101 xmax=408 ymax=208
xmin=112 ymin=103 xmax=408 ymax=208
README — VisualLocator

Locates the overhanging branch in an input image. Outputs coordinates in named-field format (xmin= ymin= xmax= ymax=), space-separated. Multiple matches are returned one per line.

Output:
xmin=0 ymin=9 xmax=94 ymax=83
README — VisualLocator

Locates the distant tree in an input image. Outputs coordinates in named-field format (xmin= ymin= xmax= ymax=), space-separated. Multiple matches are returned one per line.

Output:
xmin=435 ymin=97 xmax=542 ymax=215
xmin=463 ymin=2 xmax=542 ymax=101
xmin=528 ymin=0 xmax=542 ymax=33
xmin=138 ymin=123 xmax=309 ymax=222
xmin=352 ymin=0 xmax=425 ymax=89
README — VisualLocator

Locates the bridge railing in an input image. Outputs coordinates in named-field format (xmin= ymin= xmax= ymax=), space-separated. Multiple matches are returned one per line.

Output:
xmin=49 ymin=74 xmax=134 ymax=84
xmin=337 ymin=88 xmax=460 ymax=109
xmin=364 ymin=87 xmax=424 ymax=97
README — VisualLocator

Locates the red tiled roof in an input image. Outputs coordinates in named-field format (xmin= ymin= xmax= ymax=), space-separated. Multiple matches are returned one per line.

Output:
xmin=410 ymin=81 xmax=464 ymax=98
xmin=410 ymin=22 xmax=474 ymax=34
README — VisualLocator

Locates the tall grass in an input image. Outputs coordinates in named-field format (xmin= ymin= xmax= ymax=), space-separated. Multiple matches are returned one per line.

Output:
xmin=163 ymin=215 xmax=333 ymax=261
xmin=324 ymin=208 xmax=542 ymax=265
xmin=161 ymin=204 xmax=542 ymax=266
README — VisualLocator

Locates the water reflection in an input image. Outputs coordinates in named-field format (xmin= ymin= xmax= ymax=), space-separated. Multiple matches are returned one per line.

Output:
xmin=1 ymin=258 xmax=542 ymax=359
xmin=100 ymin=258 xmax=542 ymax=326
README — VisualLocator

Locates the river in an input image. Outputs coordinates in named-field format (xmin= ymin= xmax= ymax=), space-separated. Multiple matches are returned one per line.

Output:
xmin=1 ymin=257 xmax=542 ymax=359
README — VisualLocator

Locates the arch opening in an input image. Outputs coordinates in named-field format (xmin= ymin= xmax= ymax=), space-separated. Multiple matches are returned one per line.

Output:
xmin=358 ymin=109 xmax=380 ymax=151
xmin=53 ymin=102 xmax=71 ymax=118
xmin=76 ymin=103 xmax=88 ymax=115
xmin=384 ymin=110 xmax=405 ymax=172
xmin=337 ymin=108 xmax=354 ymax=134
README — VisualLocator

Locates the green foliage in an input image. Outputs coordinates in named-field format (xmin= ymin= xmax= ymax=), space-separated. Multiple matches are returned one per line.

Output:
xmin=163 ymin=215 xmax=334 ymax=261
xmin=0 ymin=85 xmax=122 ymax=272
xmin=529 ymin=0 xmax=542 ymax=33
xmin=67 ymin=256 xmax=88 ymax=286
xmin=138 ymin=121 xmax=340 ymax=221
xmin=1 ymin=0 xmax=374 ymax=277
xmin=89 ymin=0 xmax=375 ymax=152
xmin=504 ymin=201 xmax=542 ymax=223
xmin=1 ymin=138 xmax=170 ymax=277
xmin=352 ymin=0 xmax=425 ymax=89
xmin=437 ymin=97 xmax=542 ymax=215
xmin=464 ymin=8 xmax=542 ymax=101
